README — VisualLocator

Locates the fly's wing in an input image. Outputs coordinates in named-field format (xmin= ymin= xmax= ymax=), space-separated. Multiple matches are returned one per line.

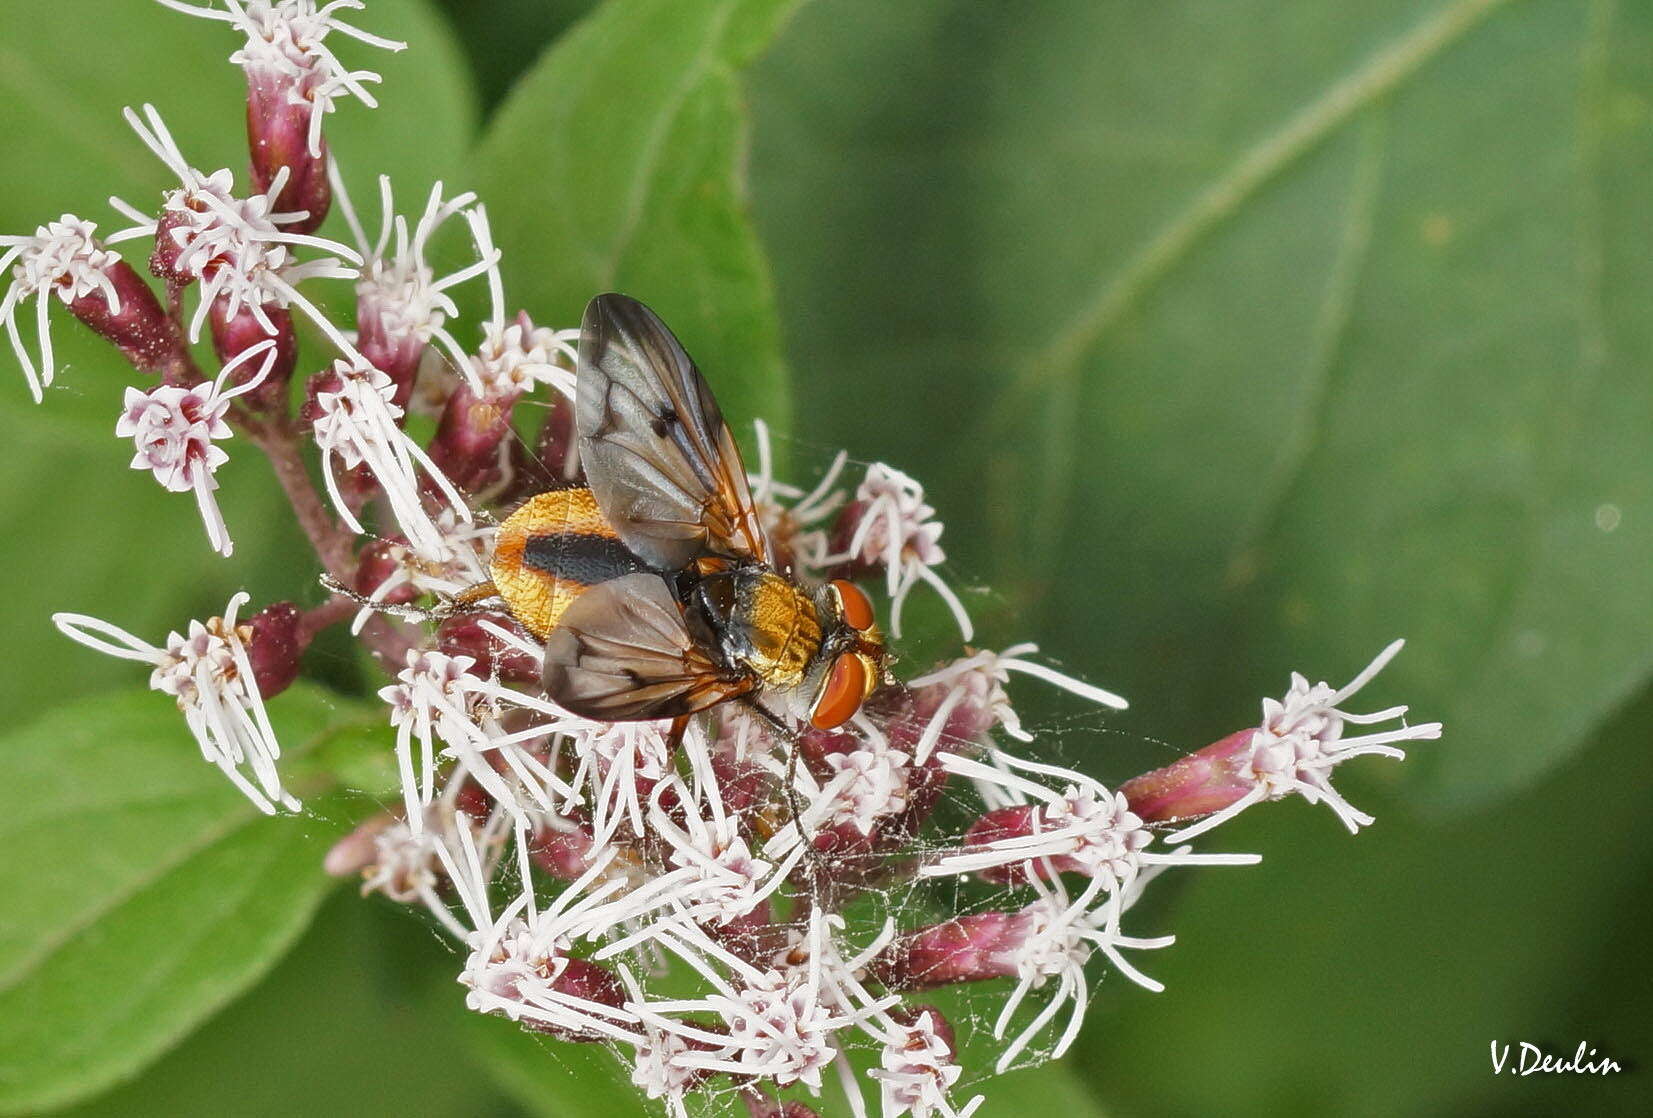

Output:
xmin=542 ymin=572 xmax=751 ymax=721
xmin=576 ymin=293 xmax=770 ymax=570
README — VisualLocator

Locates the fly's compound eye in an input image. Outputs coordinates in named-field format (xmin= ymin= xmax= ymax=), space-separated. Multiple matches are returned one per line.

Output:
xmin=811 ymin=651 xmax=868 ymax=730
xmin=829 ymin=578 xmax=876 ymax=631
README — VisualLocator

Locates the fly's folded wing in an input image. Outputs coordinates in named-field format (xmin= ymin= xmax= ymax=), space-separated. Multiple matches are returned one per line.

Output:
xmin=575 ymin=293 xmax=770 ymax=570
xmin=541 ymin=572 xmax=751 ymax=721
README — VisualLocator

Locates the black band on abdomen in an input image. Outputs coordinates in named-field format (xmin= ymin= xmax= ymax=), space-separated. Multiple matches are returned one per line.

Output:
xmin=523 ymin=532 xmax=647 ymax=588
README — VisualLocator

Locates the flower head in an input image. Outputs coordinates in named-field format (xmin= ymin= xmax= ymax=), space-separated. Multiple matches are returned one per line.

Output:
xmin=113 ymin=104 xmax=360 ymax=349
xmin=116 ymin=338 xmax=278 ymax=555
xmin=1126 ymin=641 xmax=1443 ymax=840
xmin=158 ymin=0 xmax=405 ymax=158
xmin=0 ymin=217 xmax=141 ymax=400
xmin=308 ymin=357 xmax=473 ymax=557
xmin=54 ymin=593 xmax=299 ymax=813
xmin=828 ymin=464 xmax=972 ymax=639
xmin=872 ymin=1010 xmax=981 ymax=1118
xmin=337 ymin=176 xmax=499 ymax=394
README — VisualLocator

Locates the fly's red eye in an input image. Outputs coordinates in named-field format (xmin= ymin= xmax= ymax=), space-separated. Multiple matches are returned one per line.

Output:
xmin=811 ymin=652 xmax=867 ymax=730
xmin=831 ymin=579 xmax=875 ymax=631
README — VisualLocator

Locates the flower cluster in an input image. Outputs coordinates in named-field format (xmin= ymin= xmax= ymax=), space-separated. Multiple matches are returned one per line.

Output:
xmin=23 ymin=3 xmax=1443 ymax=1116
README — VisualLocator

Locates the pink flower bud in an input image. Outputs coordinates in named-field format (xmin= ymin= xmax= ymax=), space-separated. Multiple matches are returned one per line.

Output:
xmin=355 ymin=308 xmax=424 ymax=412
xmin=436 ymin=613 xmax=539 ymax=684
xmin=352 ymin=538 xmax=416 ymax=603
xmin=245 ymin=73 xmax=331 ymax=233
xmin=323 ymin=811 xmax=394 ymax=877
xmin=64 ymin=259 xmax=191 ymax=380
xmin=960 ymin=805 xmax=1045 ymax=883
xmin=1120 ymin=729 xmax=1255 ymax=825
xmin=244 ymin=600 xmax=305 ymax=698
xmin=874 ymin=911 xmax=1028 ymax=990
xmin=148 ymin=210 xmax=194 ymax=288
xmin=209 ymin=297 xmax=296 ymax=409
xmin=528 ymin=817 xmax=599 ymax=882
xmin=429 ymin=381 xmax=520 ymax=493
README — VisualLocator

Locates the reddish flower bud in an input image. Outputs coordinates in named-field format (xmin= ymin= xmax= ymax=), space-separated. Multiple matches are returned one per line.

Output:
xmin=244 ymin=600 xmax=305 ymax=698
xmin=437 ymin=613 xmax=540 ymax=684
xmin=1120 ymin=729 xmax=1255 ymax=825
xmin=148 ymin=210 xmax=194 ymax=288
xmin=352 ymin=537 xmax=416 ymax=602
xmin=355 ymin=310 xmax=425 ymax=413
xmin=960 ymin=804 xmax=1046 ymax=884
xmin=64 ymin=260 xmax=192 ymax=380
xmin=429 ymin=381 xmax=520 ymax=493
xmin=873 ymin=910 xmax=1029 ymax=990
xmin=528 ymin=817 xmax=600 ymax=882
xmin=245 ymin=74 xmax=331 ymax=234
xmin=516 ymin=957 xmax=627 ymax=1044
xmin=209 ymin=297 xmax=297 ymax=410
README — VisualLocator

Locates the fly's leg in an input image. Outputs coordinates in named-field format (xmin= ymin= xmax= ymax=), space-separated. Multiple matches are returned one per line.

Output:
xmin=319 ymin=574 xmax=503 ymax=625
xmin=741 ymin=696 xmax=830 ymax=901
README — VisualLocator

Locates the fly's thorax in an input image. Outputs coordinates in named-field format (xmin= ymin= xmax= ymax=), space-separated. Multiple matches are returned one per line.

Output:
xmin=707 ymin=567 xmax=823 ymax=691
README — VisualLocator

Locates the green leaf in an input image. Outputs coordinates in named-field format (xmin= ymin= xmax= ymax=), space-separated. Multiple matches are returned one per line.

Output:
xmin=0 ymin=685 xmax=378 ymax=1114
xmin=0 ymin=0 xmax=476 ymax=714
xmin=471 ymin=0 xmax=800 ymax=436
xmin=747 ymin=0 xmax=1653 ymax=807
xmin=61 ymin=895 xmax=525 ymax=1118
xmin=466 ymin=1013 xmax=649 ymax=1118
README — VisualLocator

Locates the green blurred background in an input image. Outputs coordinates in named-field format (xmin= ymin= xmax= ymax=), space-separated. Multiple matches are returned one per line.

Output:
xmin=2 ymin=0 xmax=1650 ymax=1115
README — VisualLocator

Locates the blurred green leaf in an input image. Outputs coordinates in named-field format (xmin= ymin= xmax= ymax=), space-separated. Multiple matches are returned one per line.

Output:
xmin=0 ymin=685 xmax=376 ymax=1113
xmin=472 ymin=0 xmax=800 ymax=435
xmin=0 ymin=0 xmax=475 ymax=713
xmin=467 ymin=1014 xmax=649 ymax=1118
xmin=436 ymin=0 xmax=599 ymax=110
xmin=62 ymin=894 xmax=525 ymax=1118
xmin=748 ymin=0 xmax=1653 ymax=807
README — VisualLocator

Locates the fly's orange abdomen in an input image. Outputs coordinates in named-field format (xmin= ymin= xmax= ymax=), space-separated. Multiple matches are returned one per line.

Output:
xmin=491 ymin=488 xmax=646 ymax=639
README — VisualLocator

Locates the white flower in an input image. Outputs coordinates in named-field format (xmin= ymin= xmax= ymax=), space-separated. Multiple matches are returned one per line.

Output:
xmin=718 ymin=968 xmax=841 ymax=1089
xmin=115 ymin=338 xmax=278 ymax=556
xmin=925 ymin=763 xmax=1257 ymax=885
xmin=157 ymin=0 xmax=406 ymax=156
xmin=993 ymin=877 xmax=1174 ymax=1072
xmin=467 ymin=314 xmax=579 ymax=400
xmin=645 ymin=774 xmax=805 ymax=926
xmin=824 ymin=463 xmax=972 ymax=640
xmin=907 ymin=643 xmax=1127 ymax=760
xmin=0 ymin=215 xmax=135 ymax=402
xmin=626 ymin=915 xmax=889 ymax=1096
xmin=446 ymin=202 xmax=580 ymax=399
xmin=309 ymin=357 xmax=473 ymax=558
xmin=622 ymin=985 xmax=703 ymax=1118
xmin=358 ymin=783 xmax=511 ymax=939
xmin=445 ymin=827 xmax=650 ymax=1041
xmin=378 ymin=648 xmax=578 ymax=831
xmin=747 ymin=418 xmax=848 ymax=575
xmin=54 ymin=592 xmax=297 ymax=814
xmin=1168 ymin=640 xmax=1443 ymax=841
xmin=334 ymin=175 xmax=499 ymax=377
xmin=871 ymin=1011 xmax=982 ymax=1118
xmin=819 ymin=734 xmax=913 ymax=837
xmin=111 ymin=104 xmax=361 ymax=349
